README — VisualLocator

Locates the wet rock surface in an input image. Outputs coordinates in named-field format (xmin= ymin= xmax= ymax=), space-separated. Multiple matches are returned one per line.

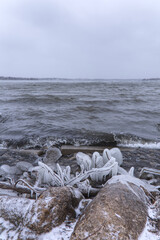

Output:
xmin=121 ymin=147 xmax=160 ymax=174
xmin=121 ymin=148 xmax=160 ymax=185
xmin=0 ymin=149 xmax=40 ymax=166
xmin=71 ymin=181 xmax=148 ymax=240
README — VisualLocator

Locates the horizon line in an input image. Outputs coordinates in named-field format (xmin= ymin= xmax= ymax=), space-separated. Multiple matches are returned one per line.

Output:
xmin=0 ymin=76 xmax=160 ymax=80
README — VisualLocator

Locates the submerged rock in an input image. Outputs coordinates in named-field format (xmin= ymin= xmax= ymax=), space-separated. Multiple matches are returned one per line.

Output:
xmin=71 ymin=178 xmax=148 ymax=240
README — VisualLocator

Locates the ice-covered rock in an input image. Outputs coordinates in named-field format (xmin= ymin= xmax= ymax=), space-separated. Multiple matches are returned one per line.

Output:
xmin=110 ymin=147 xmax=123 ymax=166
xmin=43 ymin=147 xmax=62 ymax=163
xmin=71 ymin=177 xmax=149 ymax=240
xmin=0 ymin=168 xmax=6 ymax=180
xmin=0 ymin=164 xmax=21 ymax=176
xmin=25 ymin=186 xmax=83 ymax=234
xmin=103 ymin=147 xmax=123 ymax=166
xmin=92 ymin=152 xmax=104 ymax=168
xmin=0 ymin=186 xmax=83 ymax=238
xmin=16 ymin=161 xmax=33 ymax=173
xmin=76 ymin=152 xmax=92 ymax=171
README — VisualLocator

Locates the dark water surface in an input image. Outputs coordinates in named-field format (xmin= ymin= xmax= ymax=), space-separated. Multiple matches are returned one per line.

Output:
xmin=0 ymin=78 xmax=160 ymax=148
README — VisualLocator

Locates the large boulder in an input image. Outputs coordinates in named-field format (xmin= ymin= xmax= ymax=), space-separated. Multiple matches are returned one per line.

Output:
xmin=0 ymin=196 xmax=33 ymax=226
xmin=0 ymin=186 xmax=83 ymax=238
xmin=71 ymin=177 xmax=148 ymax=240
xmin=154 ymin=197 xmax=160 ymax=233
xmin=26 ymin=186 xmax=83 ymax=234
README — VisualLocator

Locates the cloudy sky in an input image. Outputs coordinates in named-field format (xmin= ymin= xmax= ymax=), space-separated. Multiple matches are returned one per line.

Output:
xmin=0 ymin=0 xmax=160 ymax=79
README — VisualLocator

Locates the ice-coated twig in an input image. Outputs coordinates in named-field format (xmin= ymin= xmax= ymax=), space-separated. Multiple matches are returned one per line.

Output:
xmin=66 ymin=160 xmax=117 ymax=186
xmin=6 ymin=177 xmax=15 ymax=185
xmin=76 ymin=152 xmax=92 ymax=171
xmin=92 ymin=152 xmax=104 ymax=168
xmin=15 ymin=179 xmax=46 ymax=193
xmin=139 ymin=167 xmax=160 ymax=177
xmin=0 ymin=181 xmax=38 ymax=196
xmin=1 ymin=146 xmax=159 ymax=200
xmin=76 ymin=179 xmax=91 ymax=197
xmin=128 ymin=167 xmax=134 ymax=176
xmin=37 ymin=161 xmax=64 ymax=186
xmin=56 ymin=163 xmax=65 ymax=183
xmin=15 ymin=179 xmax=46 ymax=199
xmin=57 ymin=164 xmax=72 ymax=183
xmin=64 ymin=165 xmax=71 ymax=182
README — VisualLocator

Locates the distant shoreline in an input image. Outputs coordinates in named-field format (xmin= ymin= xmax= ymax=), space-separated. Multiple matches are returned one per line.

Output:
xmin=0 ymin=76 xmax=58 ymax=80
xmin=0 ymin=76 xmax=160 ymax=81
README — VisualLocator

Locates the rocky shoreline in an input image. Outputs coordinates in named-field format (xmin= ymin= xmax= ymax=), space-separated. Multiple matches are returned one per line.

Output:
xmin=0 ymin=145 xmax=160 ymax=239
xmin=1 ymin=145 xmax=160 ymax=179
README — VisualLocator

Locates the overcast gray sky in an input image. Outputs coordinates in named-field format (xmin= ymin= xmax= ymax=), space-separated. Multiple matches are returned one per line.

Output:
xmin=0 ymin=0 xmax=160 ymax=79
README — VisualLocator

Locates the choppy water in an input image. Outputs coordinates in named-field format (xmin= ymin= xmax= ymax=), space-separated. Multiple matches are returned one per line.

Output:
xmin=0 ymin=78 xmax=160 ymax=148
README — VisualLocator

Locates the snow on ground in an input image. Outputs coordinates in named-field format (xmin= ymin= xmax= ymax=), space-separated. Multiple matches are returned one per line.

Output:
xmin=0 ymin=188 xmax=19 ymax=197
xmin=139 ymin=204 xmax=160 ymax=240
xmin=0 ymin=216 xmax=77 ymax=240
xmin=39 ymin=220 xmax=77 ymax=240
xmin=0 ymin=199 xmax=91 ymax=240
xmin=0 ymin=218 xmax=19 ymax=240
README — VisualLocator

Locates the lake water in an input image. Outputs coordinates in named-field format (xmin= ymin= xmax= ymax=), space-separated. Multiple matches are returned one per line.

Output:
xmin=0 ymin=78 xmax=160 ymax=148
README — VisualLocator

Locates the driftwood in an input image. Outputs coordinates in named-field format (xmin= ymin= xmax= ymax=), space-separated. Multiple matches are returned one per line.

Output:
xmin=0 ymin=180 xmax=100 ymax=198
xmin=0 ymin=181 xmax=46 ymax=198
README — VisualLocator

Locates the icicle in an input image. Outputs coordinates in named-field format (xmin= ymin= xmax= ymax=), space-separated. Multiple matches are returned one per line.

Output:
xmin=128 ymin=167 xmax=134 ymax=176
xmin=76 ymin=152 xmax=92 ymax=171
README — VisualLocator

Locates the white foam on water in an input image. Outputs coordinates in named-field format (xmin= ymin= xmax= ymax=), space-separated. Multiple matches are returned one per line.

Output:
xmin=119 ymin=141 xmax=160 ymax=149
xmin=0 ymin=141 xmax=7 ymax=149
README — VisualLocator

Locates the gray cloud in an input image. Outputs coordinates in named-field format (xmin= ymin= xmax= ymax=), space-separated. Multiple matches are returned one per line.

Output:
xmin=0 ymin=0 xmax=160 ymax=78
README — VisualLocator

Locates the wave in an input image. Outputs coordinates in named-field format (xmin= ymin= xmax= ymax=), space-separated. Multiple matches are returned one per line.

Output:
xmin=0 ymin=132 xmax=159 ymax=150
xmin=119 ymin=141 xmax=160 ymax=149
xmin=1 ymin=78 xmax=160 ymax=146
xmin=115 ymin=134 xmax=160 ymax=149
